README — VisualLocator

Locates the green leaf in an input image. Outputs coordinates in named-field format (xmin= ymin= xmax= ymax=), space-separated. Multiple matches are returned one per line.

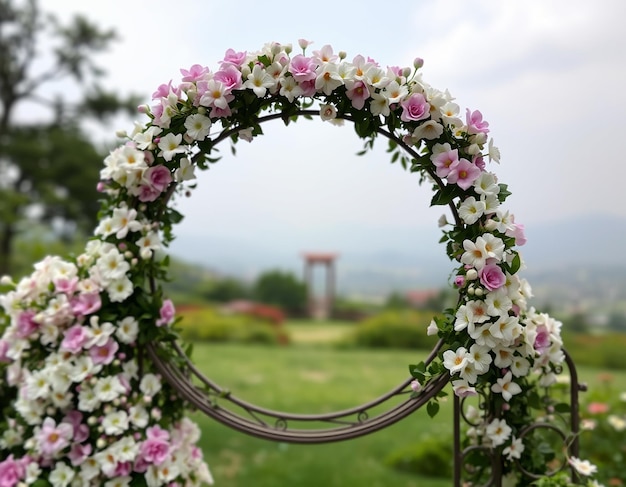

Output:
xmin=430 ymin=184 xmax=457 ymax=206
xmin=427 ymin=401 xmax=440 ymax=418
xmin=498 ymin=183 xmax=512 ymax=203
xmin=554 ymin=402 xmax=571 ymax=413
xmin=409 ymin=361 xmax=426 ymax=378
xmin=509 ymin=252 xmax=521 ymax=274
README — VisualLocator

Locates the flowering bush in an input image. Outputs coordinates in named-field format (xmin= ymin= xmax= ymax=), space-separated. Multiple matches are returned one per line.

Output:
xmin=0 ymin=39 xmax=598 ymax=485
xmin=577 ymin=375 xmax=626 ymax=485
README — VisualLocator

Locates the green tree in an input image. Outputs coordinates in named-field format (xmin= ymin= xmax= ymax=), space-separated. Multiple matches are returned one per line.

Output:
xmin=253 ymin=270 xmax=307 ymax=315
xmin=0 ymin=0 xmax=138 ymax=275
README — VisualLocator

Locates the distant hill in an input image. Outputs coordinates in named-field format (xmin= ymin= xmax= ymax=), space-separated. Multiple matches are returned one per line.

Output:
xmin=168 ymin=214 xmax=626 ymax=308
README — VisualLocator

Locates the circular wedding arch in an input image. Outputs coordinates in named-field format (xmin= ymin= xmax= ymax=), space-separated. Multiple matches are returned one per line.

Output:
xmin=0 ymin=41 xmax=587 ymax=486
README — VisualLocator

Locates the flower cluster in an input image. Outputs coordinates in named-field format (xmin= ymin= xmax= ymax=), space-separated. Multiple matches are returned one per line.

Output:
xmin=0 ymin=39 xmax=594 ymax=485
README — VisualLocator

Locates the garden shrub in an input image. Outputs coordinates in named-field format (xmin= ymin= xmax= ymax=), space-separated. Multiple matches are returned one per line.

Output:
xmin=176 ymin=307 xmax=282 ymax=344
xmin=384 ymin=436 xmax=453 ymax=478
xmin=351 ymin=310 xmax=440 ymax=350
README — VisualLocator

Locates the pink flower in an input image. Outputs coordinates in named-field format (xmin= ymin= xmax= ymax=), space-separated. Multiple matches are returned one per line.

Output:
xmin=587 ymin=402 xmax=609 ymax=415
xmin=473 ymin=155 xmax=486 ymax=171
xmin=140 ymin=437 xmax=170 ymax=465
xmin=345 ymin=80 xmax=370 ymax=110
xmin=222 ymin=48 xmax=247 ymax=67
xmin=16 ymin=310 xmax=39 ymax=339
xmin=400 ymin=93 xmax=430 ymax=122
xmin=137 ymin=184 xmax=162 ymax=202
xmin=147 ymin=425 xmax=170 ymax=441
xmin=534 ymin=325 xmax=551 ymax=354
xmin=214 ymin=64 xmax=243 ymax=91
xmin=478 ymin=263 xmax=506 ymax=291
xmin=180 ymin=64 xmax=210 ymax=82
xmin=156 ymin=299 xmax=176 ymax=327
xmin=71 ymin=292 xmax=102 ymax=316
xmin=60 ymin=325 xmax=90 ymax=354
xmin=63 ymin=411 xmax=89 ymax=443
xmin=54 ymin=276 xmax=78 ymax=294
xmin=36 ymin=417 xmax=73 ymax=458
xmin=0 ymin=455 xmax=27 ymax=487
xmin=114 ymin=461 xmax=132 ymax=477
xmin=507 ymin=223 xmax=527 ymax=246
xmin=152 ymin=80 xmax=180 ymax=100
xmin=466 ymin=109 xmax=490 ymax=135
xmin=432 ymin=149 xmax=459 ymax=178
xmin=454 ymin=275 xmax=465 ymax=287
xmin=446 ymin=158 xmax=482 ymax=190
xmin=289 ymin=55 xmax=318 ymax=83
xmin=144 ymin=165 xmax=173 ymax=193
xmin=68 ymin=443 xmax=92 ymax=466
xmin=90 ymin=337 xmax=119 ymax=365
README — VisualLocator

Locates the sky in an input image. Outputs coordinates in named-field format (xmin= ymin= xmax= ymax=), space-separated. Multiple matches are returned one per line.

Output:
xmin=28 ymin=0 xmax=626 ymax=276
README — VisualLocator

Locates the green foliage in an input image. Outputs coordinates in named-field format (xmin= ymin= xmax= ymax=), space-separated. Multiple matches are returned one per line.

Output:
xmin=253 ymin=270 xmax=307 ymax=315
xmin=0 ymin=0 xmax=138 ymax=275
xmin=201 ymin=277 xmax=250 ymax=303
xmin=351 ymin=310 xmax=439 ymax=349
xmin=384 ymin=437 xmax=453 ymax=478
xmin=562 ymin=332 xmax=626 ymax=369
xmin=176 ymin=307 xmax=281 ymax=344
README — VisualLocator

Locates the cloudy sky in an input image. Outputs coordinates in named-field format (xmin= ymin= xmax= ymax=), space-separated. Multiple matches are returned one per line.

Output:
xmin=35 ymin=0 xmax=626 ymax=272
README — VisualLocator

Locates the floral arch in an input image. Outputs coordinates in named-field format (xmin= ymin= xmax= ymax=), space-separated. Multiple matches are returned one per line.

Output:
xmin=0 ymin=40 xmax=595 ymax=486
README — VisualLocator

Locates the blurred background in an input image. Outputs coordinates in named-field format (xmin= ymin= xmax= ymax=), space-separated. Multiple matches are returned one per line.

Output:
xmin=2 ymin=0 xmax=626 ymax=485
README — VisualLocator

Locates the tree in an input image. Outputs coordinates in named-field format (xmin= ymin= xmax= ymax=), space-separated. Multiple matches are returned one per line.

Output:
xmin=0 ymin=0 xmax=139 ymax=275
xmin=253 ymin=270 xmax=307 ymax=315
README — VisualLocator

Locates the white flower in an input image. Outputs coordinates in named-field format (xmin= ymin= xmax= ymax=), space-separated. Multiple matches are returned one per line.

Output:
xmin=158 ymin=133 xmax=186 ymax=162
xmin=25 ymin=369 xmax=51 ymax=400
xmin=244 ymin=64 xmax=275 ymax=97
xmin=319 ymin=103 xmax=337 ymax=121
xmin=136 ymin=231 xmax=162 ymax=260
xmin=470 ymin=323 xmax=498 ymax=348
xmin=451 ymin=379 xmax=477 ymax=398
xmin=110 ymin=436 xmax=140 ymax=462
xmin=607 ymin=415 xmax=626 ymax=431
xmin=369 ymin=91 xmax=390 ymax=117
xmin=175 ymin=157 xmax=196 ymax=182
xmin=70 ymin=355 xmax=97 ymax=383
xmin=315 ymin=62 xmax=343 ymax=95
xmin=510 ymin=356 xmax=531 ymax=378
xmin=78 ymin=387 xmax=100 ymax=412
xmin=129 ymin=405 xmax=149 ymax=428
xmin=468 ymin=344 xmax=492 ymax=374
xmin=443 ymin=347 xmax=468 ymax=374
xmin=486 ymin=418 xmax=511 ymax=447
xmin=412 ymin=120 xmax=443 ymax=141
xmin=503 ymin=436 xmax=524 ymax=460
xmin=568 ymin=457 xmax=597 ymax=476
xmin=110 ymin=205 xmax=143 ymax=239
xmin=485 ymin=288 xmax=512 ymax=317
xmin=426 ymin=319 xmax=439 ymax=336
xmin=489 ymin=316 xmax=521 ymax=345
xmin=382 ymin=80 xmax=408 ymax=104
xmin=104 ymin=476 xmax=132 ymax=487
xmin=473 ymin=172 xmax=500 ymax=197
xmin=453 ymin=305 xmax=473 ymax=332
xmin=85 ymin=318 xmax=115 ymax=348
xmin=93 ymin=375 xmax=126 ymax=403
xmin=133 ymin=126 xmax=162 ymax=150
xmin=184 ymin=113 xmax=212 ymax=140
xmin=458 ymin=196 xmax=486 ymax=225
xmin=49 ymin=462 xmax=75 ymax=487
xmin=461 ymin=234 xmax=505 ymax=270
xmin=107 ymin=277 xmax=134 ymax=303
xmin=116 ymin=316 xmax=139 ymax=344
xmin=278 ymin=75 xmax=303 ymax=103
xmin=140 ymin=373 xmax=162 ymax=396
xmin=488 ymin=138 xmax=501 ymax=163
xmin=96 ymin=249 xmax=130 ymax=284
xmin=491 ymin=371 xmax=522 ymax=402
xmin=102 ymin=410 xmax=130 ymax=435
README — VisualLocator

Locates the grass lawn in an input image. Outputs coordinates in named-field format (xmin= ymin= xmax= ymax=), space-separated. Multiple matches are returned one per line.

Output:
xmin=183 ymin=332 xmax=626 ymax=487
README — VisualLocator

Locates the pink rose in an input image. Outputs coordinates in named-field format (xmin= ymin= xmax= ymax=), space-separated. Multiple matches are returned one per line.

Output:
xmin=478 ymin=263 xmax=506 ymax=291
xmin=0 ymin=455 xmax=27 ymax=487
xmin=534 ymin=325 xmax=551 ymax=354
xmin=222 ymin=48 xmax=247 ymax=67
xmin=214 ymin=65 xmax=243 ymax=91
xmin=400 ymin=93 xmax=430 ymax=122
xmin=139 ymin=437 xmax=170 ymax=465
xmin=144 ymin=165 xmax=173 ymax=193
xmin=289 ymin=55 xmax=318 ymax=83
xmin=180 ymin=64 xmax=210 ymax=82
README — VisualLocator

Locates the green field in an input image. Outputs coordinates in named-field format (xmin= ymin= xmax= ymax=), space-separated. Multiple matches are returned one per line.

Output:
xmin=185 ymin=325 xmax=626 ymax=487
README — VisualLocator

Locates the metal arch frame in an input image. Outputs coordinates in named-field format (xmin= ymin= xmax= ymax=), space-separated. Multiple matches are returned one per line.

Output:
xmin=146 ymin=339 xmax=448 ymax=443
